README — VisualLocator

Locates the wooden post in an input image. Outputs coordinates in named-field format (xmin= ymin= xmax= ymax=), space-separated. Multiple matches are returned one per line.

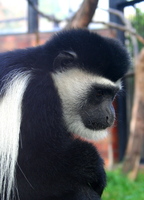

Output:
xmin=123 ymin=48 xmax=144 ymax=180
xmin=28 ymin=0 xmax=38 ymax=33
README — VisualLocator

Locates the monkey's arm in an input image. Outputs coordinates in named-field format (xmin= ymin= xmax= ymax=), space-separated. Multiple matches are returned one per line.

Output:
xmin=63 ymin=139 xmax=106 ymax=197
xmin=53 ymin=186 xmax=102 ymax=200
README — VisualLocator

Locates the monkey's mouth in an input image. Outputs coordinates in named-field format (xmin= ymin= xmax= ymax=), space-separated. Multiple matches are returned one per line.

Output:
xmin=81 ymin=112 xmax=115 ymax=132
xmin=84 ymin=120 xmax=113 ymax=131
xmin=66 ymin=115 xmax=110 ymax=140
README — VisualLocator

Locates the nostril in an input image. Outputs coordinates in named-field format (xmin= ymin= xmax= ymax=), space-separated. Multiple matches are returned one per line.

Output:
xmin=106 ymin=116 xmax=111 ymax=126
xmin=106 ymin=116 xmax=109 ymax=122
xmin=106 ymin=115 xmax=114 ymax=126
xmin=92 ymin=121 xmax=96 ymax=126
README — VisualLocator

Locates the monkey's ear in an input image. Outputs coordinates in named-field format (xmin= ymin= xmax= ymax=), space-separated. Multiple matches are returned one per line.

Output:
xmin=53 ymin=51 xmax=77 ymax=69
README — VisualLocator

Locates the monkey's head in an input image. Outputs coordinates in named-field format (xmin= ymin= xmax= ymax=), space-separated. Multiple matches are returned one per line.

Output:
xmin=50 ymin=29 xmax=130 ymax=140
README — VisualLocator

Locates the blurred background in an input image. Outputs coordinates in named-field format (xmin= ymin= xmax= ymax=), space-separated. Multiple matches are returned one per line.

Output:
xmin=0 ymin=0 xmax=144 ymax=199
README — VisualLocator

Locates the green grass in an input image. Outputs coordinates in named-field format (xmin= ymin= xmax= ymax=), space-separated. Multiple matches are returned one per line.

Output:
xmin=102 ymin=169 xmax=144 ymax=200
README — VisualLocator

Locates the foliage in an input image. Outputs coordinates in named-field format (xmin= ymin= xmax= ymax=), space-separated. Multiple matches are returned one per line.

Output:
xmin=102 ymin=169 xmax=144 ymax=200
xmin=131 ymin=8 xmax=144 ymax=51
xmin=128 ymin=8 xmax=144 ymax=53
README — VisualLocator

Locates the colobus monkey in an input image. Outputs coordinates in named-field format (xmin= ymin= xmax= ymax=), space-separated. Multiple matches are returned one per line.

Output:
xmin=0 ymin=29 xmax=130 ymax=200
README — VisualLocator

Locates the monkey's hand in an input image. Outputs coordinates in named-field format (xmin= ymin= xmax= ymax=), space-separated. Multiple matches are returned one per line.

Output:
xmin=59 ymin=186 xmax=102 ymax=200
xmin=64 ymin=139 xmax=106 ymax=196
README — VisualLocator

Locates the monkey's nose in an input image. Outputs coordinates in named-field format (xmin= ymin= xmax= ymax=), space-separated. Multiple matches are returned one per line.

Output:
xmin=106 ymin=115 xmax=114 ymax=126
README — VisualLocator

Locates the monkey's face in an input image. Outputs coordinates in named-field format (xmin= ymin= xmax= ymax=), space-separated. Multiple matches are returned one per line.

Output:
xmin=52 ymin=67 xmax=120 ymax=140
xmin=79 ymin=84 xmax=118 ymax=131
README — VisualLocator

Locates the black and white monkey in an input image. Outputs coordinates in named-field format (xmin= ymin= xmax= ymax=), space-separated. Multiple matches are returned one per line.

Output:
xmin=0 ymin=29 xmax=130 ymax=200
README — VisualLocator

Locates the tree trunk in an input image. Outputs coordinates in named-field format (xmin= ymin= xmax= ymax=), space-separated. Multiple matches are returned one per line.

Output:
xmin=65 ymin=0 xmax=99 ymax=29
xmin=123 ymin=48 xmax=144 ymax=180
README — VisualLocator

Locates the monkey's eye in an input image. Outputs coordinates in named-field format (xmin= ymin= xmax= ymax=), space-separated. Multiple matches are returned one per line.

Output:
xmin=95 ymin=89 xmax=104 ymax=97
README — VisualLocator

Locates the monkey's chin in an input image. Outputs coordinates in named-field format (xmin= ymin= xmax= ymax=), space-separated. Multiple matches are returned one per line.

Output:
xmin=65 ymin=117 xmax=109 ymax=141
xmin=68 ymin=120 xmax=109 ymax=141
xmin=74 ymin=129 xmax=108 ymax=141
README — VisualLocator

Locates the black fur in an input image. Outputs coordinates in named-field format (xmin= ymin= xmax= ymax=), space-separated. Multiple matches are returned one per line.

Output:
xmin=0 ymin=29 xmax=130 ymax=200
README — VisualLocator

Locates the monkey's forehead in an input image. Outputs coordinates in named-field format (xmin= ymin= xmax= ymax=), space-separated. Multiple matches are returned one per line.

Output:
xmin=46 ymin=29 xmax=130 ymax=82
